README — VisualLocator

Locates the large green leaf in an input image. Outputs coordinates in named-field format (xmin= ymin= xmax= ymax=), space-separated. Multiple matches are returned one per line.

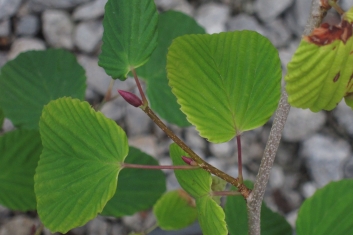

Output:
xmin=0 ymin=130 xmax=42 ymax=211
xmin=169 ymin=143 xmax=211 ymax=198
xmin=153 ymin=189 xmax=198 ymax=230
xmin=35 ymin=97 xmax=128 ymax=233
xmin=0 ymin=49 xmax=86 ymax=130
xmin=101 ymin=147 xmax=166 ymax=217
xmin=225 ymin=184 xmax=292 ymax=235
xmin=196 ymin=196 xmax=228 ymax=235
xmin=167 ymin=31 xmax=281 ymax=143
xmin=285 ymin=8 xmax=353 ymax=112
xmin=98 ymin=0 xmax=158 ymax=80
xmin=296 ymin=179 xmax=353 ymax=235
xmin=136 ymin=11 xmax=205 ymax=127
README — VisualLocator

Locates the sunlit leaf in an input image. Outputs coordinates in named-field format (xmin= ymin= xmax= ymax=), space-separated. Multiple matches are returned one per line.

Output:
xmin=285 ymin=8 xmax=353 ymax=112
xmin=35 ymin=97 xmax=128 ymax=233
xmin=167 ymin=31 xmax=281 ymax=143
xmin=153 ymin=189 xmax=197 ymax=230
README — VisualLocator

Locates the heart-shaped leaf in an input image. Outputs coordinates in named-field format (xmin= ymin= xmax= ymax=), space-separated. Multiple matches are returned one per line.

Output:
xmin=136 ymin=11 xmax=205 ymax=127
xmin=0 ymin=49 xmax=86 ymax=130
xmin=99 ymin=0 xmax=158 ymax=80
xmin=101 ymin=147 xmax=166 ymax=217
xmin=285 ymin=8 xmax=353 ymax=112
xmin=35 ymin=97 xmax=128 ymax=233
xmin=0 ymin=130 xmax=42 ymax=211
xmin=296 ymin=179 xmax=353 ymax=235
xmin=167 ymin=31 xmax=281 ymax=143
xmin=153 ymin=189 xmax=198 ymax=230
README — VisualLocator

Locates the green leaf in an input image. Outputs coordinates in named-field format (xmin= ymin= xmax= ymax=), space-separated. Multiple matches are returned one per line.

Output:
xmin=225 ymin=185 xmax=292 ymax=235
xmin=0 ymin=108 xmax=4 ymax=128
xmin=0 ymin=49 xmax=86 ymax=130
xmin=153 ymin=189 xmax=198 ymax=230
xmin=101 ymin=147 xmax=166 ymax=217
xmin=196 ymin=196 xmax=228 ymax=235
xmin=296 ymin=179 xmax=353 ymax=235
xmin=98 ymin=0 xmax=158 ymax=80
xmin=169 ymin=143 xmax=211 ymax=198
xmin=0 ymin=130 xmax=42 ymax=211
xmin=167 ymin=31 xmax=281 ymax=143
xmin=35 ymin=97 xmax=128 ymax=233
xmin=136 ymin=11 xmax=205 ymax=127
xmin=211 ymin=176 xmax=227 ymax=204
xmin=285 ymin=9 xmax=353 ymax=112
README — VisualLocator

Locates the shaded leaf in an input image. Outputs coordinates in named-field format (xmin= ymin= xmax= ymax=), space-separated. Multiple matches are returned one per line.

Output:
xmin=0 ymin=130 xmax=42 ymax=211
xmin=296 ymin=179 xmax=353 ymax=235
xmin=0 ymin=108 xmax=4 ymax=128
xmin=0 ymin=49 xmax=86 ymax=130
xmin=136 ymin=11 xmax=205 ymax=127
xmin=99 ymin=0 xmax=158 ymax=80
xmin=167 ymin=31 xmax=281 ymax=143
xmin=101 ymin=147 xmax=166 ymax=217
xmin=35 ymin=97 xmax=128 ymax=233
xmin=154 ymin=189 xmax=197 ymax=230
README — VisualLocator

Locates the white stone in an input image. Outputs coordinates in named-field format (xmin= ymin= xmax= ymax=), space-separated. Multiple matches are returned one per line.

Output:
xmin=0 ymin=0 xmax=22 ymax=20
xmin=7 ymin=37 xmax=46 ymax=60
xmin=0 ymin=18 xmax=10 ymax=37
xmin=155 ymin=0 xmax=194 ymax=16
xmin=334 ymin=101 xmax=353 ymax=136
xmin=16 ymin=15 xmax=40 ymax=36
xmin=74 ymin=21 xmax=103 ymax=53
xmin=195 ymin=3 xmax=230 ymax=33
xmin=254 ymin=0 xmax=293 ymax=22
xmin=42 ymin=10 xmax=74 ymax=49
xmin=286 ymin=210 xmax=298 ymax=228
xmin=0 ymin=216 xmax=36 ymax=235
xmin=300 ymin=134 xmax=350 ymax=187
xmin=283 ymin=108 xmax=326 ymax=142
xmin=342 ymin=0 xmax=353 ymax=11
xmin=184 ymin=126 xmax=206 ymax=150
xmin=73 ymin=0 xmax=107 ymax=21
xmin=87 ymin=217 xmax=108 ymax=235
xmin=129 ymin=135 xmax=157 ymax=157
xmin=292 ymin=0 xmax=312 ymax=36
xmin=301 ymin=181 xmax=317 ymax=198
xmin=29 ymin=0 xmax=93 ymax=12
xmin=209 ymin=141 xmax=233 ymax=158
xmin=269 ymin=165 xmax=285 ymax=188
xmin=125 ymin=103 xmax=151 ymax=136
xmin=263 ymin=19 xmax=292 ymax=47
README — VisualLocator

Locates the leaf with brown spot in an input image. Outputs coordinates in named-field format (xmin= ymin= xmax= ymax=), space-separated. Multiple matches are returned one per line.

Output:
xmin=285 ymin=6 xmax=353 ymax=112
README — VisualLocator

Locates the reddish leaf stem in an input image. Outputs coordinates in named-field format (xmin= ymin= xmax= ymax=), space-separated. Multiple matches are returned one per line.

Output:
xmin=131 ymin=68 xmax=148 ymax=105
xmin=236 ymin=135 xmax=243 ymax=183
xmin=122 ymin=163 xmax=199 ymax=170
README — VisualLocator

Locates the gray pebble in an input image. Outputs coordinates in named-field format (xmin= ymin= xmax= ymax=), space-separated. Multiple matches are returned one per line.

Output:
xmin=0 ymin=18 xmax=10 ymax=37
xmin=7 ymin=37 xmax=46 ymax=60
xmin=263 ymin=18 xmax=292 ymax=48
xmin=128 ymin=135 xmax=157 ymax=157
xmin=42 ymin=9 xmax=74 ymax=49
xmin=343 ymin=156 xmax=353 ymax=178
xmin=301 ymin=181 xmax=317 ymax=198
xmin=290 ymin=0 xmax=312 ymax=36
xmin=283 ymin=108 xmax=326 ymax=142
xmin=0 ymin=215 xmax=36 ymax=235
xmin=87 ymin=216 xmax=108 ymax=235
xmin=72 ymin=0 xmax=107 ymax=21
xmin=16 ymin=15 xmax=40 ymax=36
xmin=342 ymin=0 xmax=353 ymax=11
xmin=300 ymin=134 xmax=350 ymax=187
xmin=254 ymin=0 xmax=293 ymax=23
xmin=74 ymin=20 xmax=103 ymax=53
xmin=184 ymin=126 xmax=206 ymax=151
xmin=125 ymin=103 xmax=152 ymax=137
xmin=226 ymin=13 xmax=265 ymax=34
xmin=195 ymin=3 xmax=230 ymax=33
xmin=333 ymin=101 xmax=353 ymax=136
xmin=209 ymin=142 xmax=233 ymax=158
xmin=101 ymin=99 xmax=125 ymax=121
xmin=29 ymin=0 xmax=93 ymax=12
xmin=269 ymin=165 xmax=285 ymax=188
xmin=0 ymin=0 xmax=22 ymax=20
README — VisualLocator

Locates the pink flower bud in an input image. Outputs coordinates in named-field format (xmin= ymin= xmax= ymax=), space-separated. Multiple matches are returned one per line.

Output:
xmin=118 ymin=90 xmax=142 ymax=107
xmin=181 ymin=156 xmax=198 ymax=166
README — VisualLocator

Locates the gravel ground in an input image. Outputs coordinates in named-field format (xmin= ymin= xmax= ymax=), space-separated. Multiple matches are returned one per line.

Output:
xmin=1 ymin=0 xmax=353 ymax=234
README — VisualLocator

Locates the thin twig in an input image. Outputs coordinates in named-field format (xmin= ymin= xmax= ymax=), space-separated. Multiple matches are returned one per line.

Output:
xmin=131 ymin=68 xmax=148 ymax=105
xmin=246 ymin=1 xmax=329 ymax=234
